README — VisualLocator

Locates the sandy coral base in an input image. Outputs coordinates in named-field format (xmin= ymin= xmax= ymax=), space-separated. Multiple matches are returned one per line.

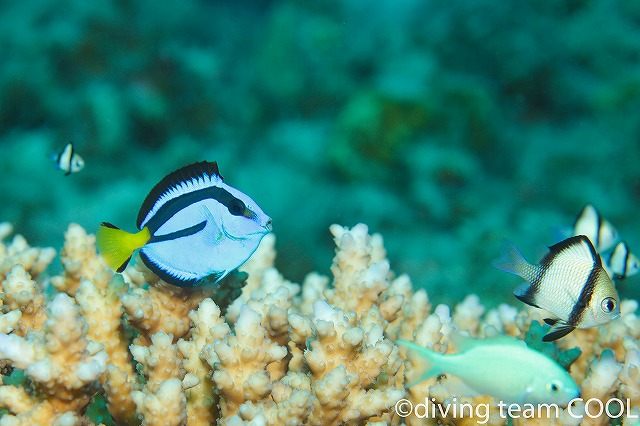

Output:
xmin=0 ymin=223 xmax=639 ymax=425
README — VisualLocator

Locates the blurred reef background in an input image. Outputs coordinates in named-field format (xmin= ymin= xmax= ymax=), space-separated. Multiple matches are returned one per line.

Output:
xmin=2 ymin=0 xmax=640 ymax=306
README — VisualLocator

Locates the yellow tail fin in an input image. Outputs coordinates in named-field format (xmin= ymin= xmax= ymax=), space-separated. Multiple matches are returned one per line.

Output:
xmin=97 ymin=222 xmax=151 ymax=272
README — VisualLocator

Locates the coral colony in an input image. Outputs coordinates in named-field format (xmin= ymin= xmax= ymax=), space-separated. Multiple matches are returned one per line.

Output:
xmin=0 ymin=221 xmax=639 ymax=425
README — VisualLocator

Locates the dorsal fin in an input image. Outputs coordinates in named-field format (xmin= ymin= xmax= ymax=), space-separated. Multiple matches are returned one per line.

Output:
xmin=136 ymin=161 xmax=223 ymax=229
xmin=541 ymin=235 xmax=600 ymax=269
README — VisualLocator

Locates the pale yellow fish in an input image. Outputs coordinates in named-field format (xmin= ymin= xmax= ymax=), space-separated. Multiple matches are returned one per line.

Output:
xmin=398 ymin=334 xmax=579 ymax=406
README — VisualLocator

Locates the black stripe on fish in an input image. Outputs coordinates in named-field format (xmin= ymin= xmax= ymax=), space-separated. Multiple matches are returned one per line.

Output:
xmin=528 ymin=235 xmax=592 ymax=307
xmin=514 ymin=280 xmax=541 ymax=308
xmin=116 ymin=256 xmax=131 ymax=273
xmin=567 ymin=238 xmax=601 ymax=326
xmin=137 ymin=161 xmax=223 ymax=229
xmin=616 ymin=241 xmax=630 ymax=280
xmin=143 ymin=186 xmax=246 ymax=234
xmin=595 ymin=208 xmax=604 ymax=249
xmin=544 ymin=235 xmax=597 ymax=262
xmin=139 ymin=249 xmax=223 ymax=288
xmin=611 ymin=242 xmax=630 ymax=280
xmin=524 ymin=246 xmax=558 ymax=306
xmin=139 ymin=250 xmax=199 ymax=287
xmin=621 ymin=243 xmax=630 ymax=279
xmin=148 ymin=220 xmax=207 ymax=243
xmin=513 ymin=238 xmax=584 ymax=308
xmin=65 ymin=143 xmax=74 ymax=176
xmin=56 ymin=143 xmax=71 ymax=173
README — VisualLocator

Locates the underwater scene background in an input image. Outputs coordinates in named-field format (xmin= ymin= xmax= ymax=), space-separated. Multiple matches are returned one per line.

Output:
xmin=2 ymin=0 xmax=640 ymax=307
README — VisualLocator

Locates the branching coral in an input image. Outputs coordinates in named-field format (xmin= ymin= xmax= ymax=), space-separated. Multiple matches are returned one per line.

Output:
xmin=50 ymin=223 xmax=111 ymax=296
xmin=0 ymin=293 xmax=107 ymax=424
xmin=1 ymin=265 xmax=46 ymax=336
xmin=0 ymin=221 xmax=639 ymax=425
xmin=0 ymin=222 xmax=55 ymax=283
xmin=131 ymin=332 xmax=188 ymax=425
xmin=75 ymin=274 xmax=137 ymax=425
xmin=177 ymin=298 xmax=230 ymax=424
xmin=207 ymin=305 xmax=288 ymax=419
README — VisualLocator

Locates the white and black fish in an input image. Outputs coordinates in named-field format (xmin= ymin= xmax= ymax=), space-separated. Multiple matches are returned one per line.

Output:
xmin=97 ymin=161 xmax=272 ymax=287
xmin=493 ymin=235 xmax=620 ymax=341
xmin=573 ymin=204 xmax=618 ymax=252
xmin=52 ymin=142 xmax=85 ymax=176
xmin=606 ymin=241 xmax=640 ymax=280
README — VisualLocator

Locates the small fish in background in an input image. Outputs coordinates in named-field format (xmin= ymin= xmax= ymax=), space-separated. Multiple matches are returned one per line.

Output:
xmin=573 ymin=204 xmax=618 ymax=252
xmin=397 ymin=335 xmax=579 ymax=406
xmin=564 ymin=204 xmax=639 ymax=281
xmin=606 ymin=241 xmax=640 ymax=280
xmin=493 ymin=235 xmax=620 ymax=341
xmin=52 ymin=142 xmax=85 ymax=176
xmin=96 ymin=161 xmax=272 ymax=287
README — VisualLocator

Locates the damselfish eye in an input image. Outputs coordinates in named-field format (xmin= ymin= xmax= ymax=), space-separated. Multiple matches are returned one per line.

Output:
xmin=601 ymin=297 xmax=616 ymax=313
xmin=228 ymin=199 xmax=246 ymax=216
xmin=547 ymin=381 xmax=561 ymax=393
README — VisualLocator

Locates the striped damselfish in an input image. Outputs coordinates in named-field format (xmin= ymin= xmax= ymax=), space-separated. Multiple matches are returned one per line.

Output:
xmin=493 ymin=235 xmax=620 ymax=341
xmin=607 ymin=241 xmax=640 ymax=280
xmin=96 ymin=161 xmax=272 ymax=287
xmin=573 ymin=204 xmax=618 ymax=252
xmin=53 ymin=142 xmax=84 ymax=176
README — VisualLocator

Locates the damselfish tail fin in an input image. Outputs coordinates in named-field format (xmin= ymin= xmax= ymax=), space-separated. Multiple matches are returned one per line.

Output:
xmin=396 ymin=340 xmax=445 ymax=387
xmin=492 ymin=239 xmax=536 ymax=281
xmin=96 ymin=222 xmax=150 ymax=272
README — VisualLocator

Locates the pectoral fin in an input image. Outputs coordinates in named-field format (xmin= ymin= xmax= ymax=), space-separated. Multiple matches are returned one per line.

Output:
xmin=514 ymin=282 xmax=540 ymax=308
xmin=200 ymin=205 xmax=225 ymax=244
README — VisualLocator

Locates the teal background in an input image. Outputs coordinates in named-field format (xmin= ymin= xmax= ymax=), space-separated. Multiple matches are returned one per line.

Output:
xmin=1 ymin=0 xmax=640 ymax=306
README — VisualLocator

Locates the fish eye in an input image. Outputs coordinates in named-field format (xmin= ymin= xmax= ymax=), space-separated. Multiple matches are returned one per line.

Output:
xmin=547 ymin=381 xmax=561 ymax=393
xmin=601 ymin=297 xmax=617 ymax=313
xmin=228 ymin=199 xmax=246 ymax=216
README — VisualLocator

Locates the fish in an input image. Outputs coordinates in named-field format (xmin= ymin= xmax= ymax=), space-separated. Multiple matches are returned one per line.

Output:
xmin=397 ymin=334 xmax=579 ymax=406
xmin=96 ymin=161 xmax=272 ymax=287
xmin=52 ymin=142 xmax=85 ymax=176
xmin=606 ymin=241 xmax=640 ymax=280
xmin=573 ymin=204 xmax=618 ymax=252
xmin=493 ymin=235 xmax=620 ymax=341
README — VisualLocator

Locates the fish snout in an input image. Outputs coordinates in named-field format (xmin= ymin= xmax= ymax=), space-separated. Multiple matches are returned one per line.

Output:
xmin=264 ymin=218 xmax=273 ymax=232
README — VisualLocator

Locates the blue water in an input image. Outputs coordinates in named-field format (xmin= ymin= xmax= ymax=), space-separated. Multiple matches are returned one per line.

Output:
xmin=1 ymin=0 xmax=639 ymax=306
